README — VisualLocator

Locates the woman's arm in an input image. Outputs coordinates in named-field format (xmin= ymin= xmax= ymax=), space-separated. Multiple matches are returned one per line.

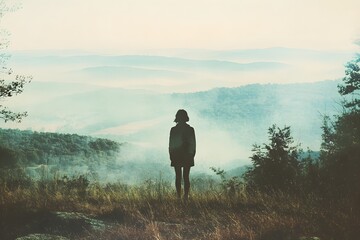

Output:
xmin=188 ymin=128 xmax=196 ymax=157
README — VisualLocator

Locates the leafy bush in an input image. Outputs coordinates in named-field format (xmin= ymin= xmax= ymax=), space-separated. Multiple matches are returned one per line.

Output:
xmin=245 ymin=125 xmax=301 ymax=192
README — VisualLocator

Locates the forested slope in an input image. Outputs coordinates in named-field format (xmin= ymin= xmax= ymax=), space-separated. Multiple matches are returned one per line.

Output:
xmin=0 ymin=128 xmax=121 ymax=168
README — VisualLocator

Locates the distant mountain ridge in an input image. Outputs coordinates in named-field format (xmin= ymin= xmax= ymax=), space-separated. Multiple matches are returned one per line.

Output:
xmin=9 ymin=47 xmax=352 ymax=93
xmin=10 ymin=47 xmax=354 ymax=61
xmin=12 ymin=54 xmax=288 ymax=72
xmin=174 ymin=80 xmax=340 ymax=147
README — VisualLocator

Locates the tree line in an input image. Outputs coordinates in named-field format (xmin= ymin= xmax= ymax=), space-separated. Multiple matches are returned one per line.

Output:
xmin=0 ymin=129 xmax=121 ymax=168
xmin=245 ymin=54 xmax=360 ymax=202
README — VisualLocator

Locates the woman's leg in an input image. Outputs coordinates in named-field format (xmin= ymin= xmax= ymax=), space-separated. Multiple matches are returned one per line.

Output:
xmin=183 ymin=166 xmax=191 ymax=200
xmin=174 ymin=166 xmax=182 ymax=199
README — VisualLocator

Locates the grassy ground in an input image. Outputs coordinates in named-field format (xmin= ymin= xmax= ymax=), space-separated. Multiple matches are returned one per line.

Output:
xmin=0 ymin=174 xmax=359 ymax=240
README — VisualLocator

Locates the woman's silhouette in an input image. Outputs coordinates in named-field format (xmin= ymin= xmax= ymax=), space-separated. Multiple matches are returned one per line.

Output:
xmin=169 ymin=109 xmax=196 ymax=201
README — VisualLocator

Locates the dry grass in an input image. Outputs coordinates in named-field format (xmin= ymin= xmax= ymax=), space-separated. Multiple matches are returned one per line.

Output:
xmin=0 ymin=174 xmax=359 ymax=240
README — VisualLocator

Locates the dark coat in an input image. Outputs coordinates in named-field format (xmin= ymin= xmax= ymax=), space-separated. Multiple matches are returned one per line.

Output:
xmin=169 ymin=122 xmax=196 ymax=167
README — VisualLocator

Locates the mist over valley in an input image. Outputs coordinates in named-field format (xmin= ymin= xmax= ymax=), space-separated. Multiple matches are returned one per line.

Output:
xmin=1 ymin=48 xmax=348 ymax=181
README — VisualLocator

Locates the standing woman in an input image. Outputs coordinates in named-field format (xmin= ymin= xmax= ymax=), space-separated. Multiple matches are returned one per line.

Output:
xmin=169 ymin=109 xmax=196 ymax=201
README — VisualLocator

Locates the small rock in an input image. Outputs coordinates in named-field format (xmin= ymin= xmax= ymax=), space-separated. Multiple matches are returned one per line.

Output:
xmin=54 ymin=211 xmax=106 ymax=231
xmin=299 ymin=237 xmax=320 ymax=240
xmin=16 ymin=233 xmax=70 ymax=240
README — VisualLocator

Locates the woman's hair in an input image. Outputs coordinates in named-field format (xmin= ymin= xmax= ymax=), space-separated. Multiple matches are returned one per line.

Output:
xmin=174 ymin=109 xmax=189 ymax=123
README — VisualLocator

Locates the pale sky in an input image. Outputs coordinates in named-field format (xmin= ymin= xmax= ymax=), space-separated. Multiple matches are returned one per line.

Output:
xmin=2 ymin=0 xmax=360 ymax=52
